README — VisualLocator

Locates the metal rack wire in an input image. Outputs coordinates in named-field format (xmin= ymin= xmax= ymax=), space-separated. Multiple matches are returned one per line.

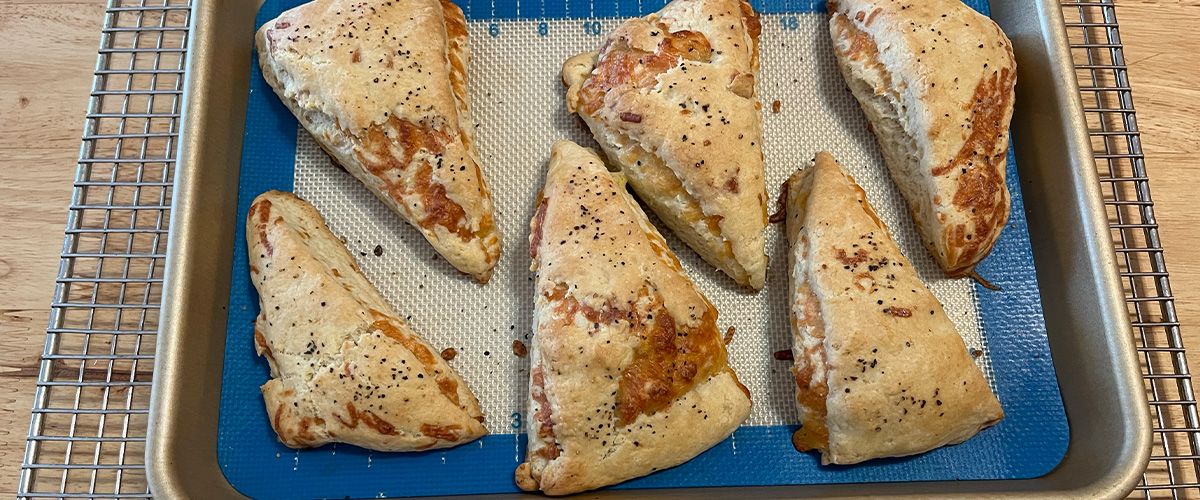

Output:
xmin=14 ymin=0 xmax=1198 ymax=497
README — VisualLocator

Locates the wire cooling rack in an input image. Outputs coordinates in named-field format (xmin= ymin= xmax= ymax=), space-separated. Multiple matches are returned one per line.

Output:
xmin=1062 ymin=1 xmax=1200 ymax=496
xmin=14 ymin=0 xmax=1198 ymax=497
xmin=16 ymin=0 xmax=189 ymax=497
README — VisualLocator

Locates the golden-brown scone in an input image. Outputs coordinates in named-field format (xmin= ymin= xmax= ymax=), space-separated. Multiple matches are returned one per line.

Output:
xmin=828 ymin=0 xmax=1015 ymax=278
xmin=248 ymin=191 xmax=487 ymax=451
xmin=256 ymin=0 xmax=501 ymax=282
xmin=515 ymin=141 xmax=751 ymax=495
xmin=562 ymin=0 xmax=769 ymax=289
xmin=783 ymin=152 xmax=1003 ymax=465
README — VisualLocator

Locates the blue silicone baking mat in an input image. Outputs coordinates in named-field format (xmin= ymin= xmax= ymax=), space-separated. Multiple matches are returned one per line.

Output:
xmin=216 ymin=0 xmax=1069 ymax=497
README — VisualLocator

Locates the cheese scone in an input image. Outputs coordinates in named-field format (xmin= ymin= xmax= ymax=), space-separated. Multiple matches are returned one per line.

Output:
xmin=516 ymin=141 xmax=751 ymax=495
xmin=783 ymin=153 xmax=1003 ymax=465
xmin=829 ymin=0 xmax=1015 ymax=278
xmin=257 ymin=0 xmax=501 ymax=282
xmin=562 ymin=0 xmax=769 ymax=289
xmin=248 ymin=191 xmax=487 ymax=451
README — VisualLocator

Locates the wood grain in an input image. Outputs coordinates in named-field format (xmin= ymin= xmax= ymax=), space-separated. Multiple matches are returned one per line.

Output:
xmin=0 ymin=1 xmax=106 ymax=496
xmin=0 ymin=0 xmax=1198 ymax=496
xmin=1117 ymin=2 xmax=1200 ymax=356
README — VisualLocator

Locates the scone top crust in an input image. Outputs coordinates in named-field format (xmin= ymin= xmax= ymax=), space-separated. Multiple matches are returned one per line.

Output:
xmin=532 ymin=142 xmax=715 ymax=329
xmin=829 ymin=0 xmax=1015 ymax=277
xmin=247 ymin=191 xmax=487 ymax=451
xmin=257 ymin=0 xmax=501 ymax=282
xmin=784 ymin=153 xmax=1003 ymax=465
xmin=518 ymin=141 xmax=751 ymax=495
xmin=562 ymin=0 xmax=769 ymax=289
xmin=257 ymin=0 xmax=465 ymax=137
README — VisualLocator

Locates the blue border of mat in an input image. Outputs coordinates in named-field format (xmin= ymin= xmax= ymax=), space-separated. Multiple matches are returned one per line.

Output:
xmin=215 ymin=1 xmax=1069 ymax=498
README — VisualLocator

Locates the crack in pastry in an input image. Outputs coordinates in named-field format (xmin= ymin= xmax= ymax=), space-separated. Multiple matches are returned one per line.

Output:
xmin=828 ymin=0 xmax=1016 ymax=278
xmin=248 ymin=191 xmax=487 ymax=452
xmin=782 ymin=153 xmax=1003 ymax=465
xmin=562 ymin=0 xmax=769 ymax=289
xmin=256 ymin=0 xmax=501 ymax=282
xmin=516 ymin=141 xmax=751 ymax=495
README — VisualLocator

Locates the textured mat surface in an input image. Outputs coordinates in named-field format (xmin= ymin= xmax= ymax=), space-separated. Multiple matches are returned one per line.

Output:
xmin=217 ymin=1 xmax=1068 ymax=497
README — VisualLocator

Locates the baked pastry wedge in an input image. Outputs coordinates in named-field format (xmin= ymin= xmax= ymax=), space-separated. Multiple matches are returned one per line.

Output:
xmin=562 ymin=0 xmax=769 ymax=289
xmin=248 ymin=190 xmax=487 ymax=451
xmin=829 ymin=0 xmax=1015 ymax=279
xmin=783 ymin=152 xmax=1003 ymax=465
xmin=516 ymin=141 xmax=751 ymax=495
xmin=257 ymin=0 xmax=501 ymax=282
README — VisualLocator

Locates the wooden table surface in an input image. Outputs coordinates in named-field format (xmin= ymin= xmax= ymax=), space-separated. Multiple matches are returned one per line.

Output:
xmin=0 ymin=0 xmax=1197 ymax=495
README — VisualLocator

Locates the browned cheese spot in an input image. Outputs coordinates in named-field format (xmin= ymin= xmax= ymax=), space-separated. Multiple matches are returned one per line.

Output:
xmin=769 ymin=177 xmax=791 ymax=224
xmin=249 ymin=198 xmax=274 ymax=255
xmin=420 ymin=423 xmax=463 ymax=442
xmin=530 ymin=366 xmax=557 ymax=446
xmin=542 ymin=284 xmax=730 ymax=426
xmin=353 ymin=117 xmax=484 ymax=242
xmin=577 ymin=27 xmax=714 ymax=115
xmin=791 ymin=287 xmax=829 ymax=452
xmin=254 ymin=326 xmax=276 ymax=365
xmin=439 ymin=0 xmax=470 ymax=104
xmin=293 ymin=416 xmax=325 ymax=445
xmin=835 ymin=247 xmax=870 ymax=267
xmin=935 ymin=67 xmax=1016 ymax=275
xmin=529 ymin=193 xmax=549 ymax=260
xmin=616 ymin=294 xmax=726 ymax=426
xmin=337 ymin=402 xmax=398 ymax=436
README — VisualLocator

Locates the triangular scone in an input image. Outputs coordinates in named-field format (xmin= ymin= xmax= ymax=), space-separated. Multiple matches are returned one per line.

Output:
xmin=783 ymin=153 xmax=1003 ymax=465
xmin=248 ymin=191 xmax=487 ymax=451
xmin=562 ymin=0 xmax=769 ymax=289
xmin=828 ymin=0 xmax=1015 ymax=278
xmin=516 ymin=141 xmax=752 ymax=495
xmin=256 ymin=0 xmax=501 ymax=282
